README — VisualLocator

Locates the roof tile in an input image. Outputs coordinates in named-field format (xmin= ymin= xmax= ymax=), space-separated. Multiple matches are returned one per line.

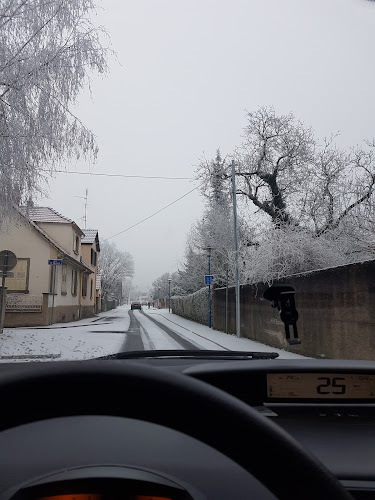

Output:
xmin=82 ymin=229 xmax=98 ymax=244
xmin=21 ymin=207 xmax=74 ymax=224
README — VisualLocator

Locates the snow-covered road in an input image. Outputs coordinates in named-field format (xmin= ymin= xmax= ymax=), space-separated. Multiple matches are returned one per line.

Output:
xmin=0 ymin=305 xmax=309 ymax=361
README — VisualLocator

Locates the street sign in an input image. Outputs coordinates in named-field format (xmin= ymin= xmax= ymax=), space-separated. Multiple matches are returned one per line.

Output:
xmin=0 ymin=250 xmax=17 ymax=271
xmin=205 ymin=275 xmax=214 ymax=285
xmin=48 ymin=259 xmax=63 ymax=265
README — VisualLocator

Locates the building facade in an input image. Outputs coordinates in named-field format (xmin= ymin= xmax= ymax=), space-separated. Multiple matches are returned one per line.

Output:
xmin=81 ymin=229 xmax=100 ymax=317
xmin=0 ymin=207 xmax=92 ymax=327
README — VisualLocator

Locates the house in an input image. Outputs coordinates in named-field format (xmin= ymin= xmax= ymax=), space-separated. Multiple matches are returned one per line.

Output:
xmin=0 ymin=207 xmax=92 ymax=327
xmin=80 ymin=229 xmax=100 ymax=316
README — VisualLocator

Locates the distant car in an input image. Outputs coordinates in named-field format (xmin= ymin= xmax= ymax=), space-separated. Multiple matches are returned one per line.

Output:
xmin=131 ymin=302 xmax=141 ymax=310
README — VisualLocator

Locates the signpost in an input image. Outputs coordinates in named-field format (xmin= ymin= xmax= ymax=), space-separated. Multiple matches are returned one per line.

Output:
xmin=48 ymin=259 xmax=63 ymax=325
xmin=0 ymin=250 xmax=17 ymax=333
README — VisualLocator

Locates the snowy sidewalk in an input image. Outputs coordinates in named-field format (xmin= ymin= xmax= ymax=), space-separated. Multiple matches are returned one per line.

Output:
xmin=0 ymin=305 xmax=131 ymax=362
xmin=142 ymin=307 xmax=309 ymax=359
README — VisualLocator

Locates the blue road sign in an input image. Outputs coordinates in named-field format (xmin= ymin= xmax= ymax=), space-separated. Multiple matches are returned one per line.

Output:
xmin=48 ymin=259 xmax=63 ymax=265
xmin=205 ymin=275 xmax=213 ymax=285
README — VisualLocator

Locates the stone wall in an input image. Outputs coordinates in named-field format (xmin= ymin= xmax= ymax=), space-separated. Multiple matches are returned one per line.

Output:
xmin=213 ymin=260 xmax=375 ymax=360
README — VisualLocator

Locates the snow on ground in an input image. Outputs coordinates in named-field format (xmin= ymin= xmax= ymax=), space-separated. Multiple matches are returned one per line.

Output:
xmin=143 ymin=308 xmax=309 ymax=359
xmin=0 ymin=304 xmax=309 ymax=362
xmin=134 ymin=310 xmax=182 ymax=350
xmin=0 ymin=305 xmax=130 ymax=362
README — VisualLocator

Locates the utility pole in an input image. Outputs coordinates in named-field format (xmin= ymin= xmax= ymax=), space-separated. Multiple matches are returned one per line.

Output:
xmin=168 ymin=277 xmax=172 ymax=313
xmin=231 ymin=160 xmax=241 ymax=338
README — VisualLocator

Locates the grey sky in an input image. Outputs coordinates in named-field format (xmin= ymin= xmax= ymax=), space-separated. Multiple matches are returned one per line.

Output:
xmin=39 ymin=0 xmax=375 ymax=291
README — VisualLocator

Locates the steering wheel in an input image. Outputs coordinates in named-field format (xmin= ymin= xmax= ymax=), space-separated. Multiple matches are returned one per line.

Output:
xmin=0 ymin=361 xmax=352 ymax=500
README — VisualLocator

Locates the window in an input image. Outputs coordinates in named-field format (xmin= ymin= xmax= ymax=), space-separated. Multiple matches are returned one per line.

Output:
xmin=91 ymin=248 xmax=97 ymax=266
xmin=82 ymin=274 xmax=87 ymax=297
xmin=61 ymin=265 xmax=67 ymax=295
xmin=90 ymin=278 xmax=93 ymax=300
xmin=71 ymin=269 xmax=78 ymax=295
xmin=5 ymin=258 xmax=30 ymax=293
xmin=73 ymin=234 xmax=80 ymax=254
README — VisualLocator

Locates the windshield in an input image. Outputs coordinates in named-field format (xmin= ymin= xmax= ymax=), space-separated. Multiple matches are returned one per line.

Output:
xmin=0 ymin=0 xmax=373 ymax=362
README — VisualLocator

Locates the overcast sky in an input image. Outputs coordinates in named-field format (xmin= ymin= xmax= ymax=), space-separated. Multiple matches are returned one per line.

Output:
xmin=38 ymin=0 xmax=375 ymax=291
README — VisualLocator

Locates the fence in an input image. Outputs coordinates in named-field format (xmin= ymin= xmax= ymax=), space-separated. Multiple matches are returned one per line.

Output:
xmin=6 ymin=293 xmax=43 ymax=312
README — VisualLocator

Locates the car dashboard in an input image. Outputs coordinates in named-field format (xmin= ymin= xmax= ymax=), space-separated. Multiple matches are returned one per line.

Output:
xmin=0 ymin=358 xmax=375 ymax=500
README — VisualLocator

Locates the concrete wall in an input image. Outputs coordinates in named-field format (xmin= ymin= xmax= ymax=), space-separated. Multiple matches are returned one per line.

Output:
xmin=212 ymin=260 xmax=375 ymax=360
xmin=51 ymin=303 xmax=81 ymax=324
xmin=81 ymin=305 xmax=95 ymax=319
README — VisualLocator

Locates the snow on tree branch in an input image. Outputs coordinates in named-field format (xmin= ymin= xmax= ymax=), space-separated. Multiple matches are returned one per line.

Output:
xmin=0 ymin=0 xmax=110 ymax=221
xmin=98 ymin=241 xmax=134 ymax=300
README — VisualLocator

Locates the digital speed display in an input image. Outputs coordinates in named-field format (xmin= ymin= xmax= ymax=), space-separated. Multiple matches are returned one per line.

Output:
xmin=267 ymin=373 xmax=375 ymax=399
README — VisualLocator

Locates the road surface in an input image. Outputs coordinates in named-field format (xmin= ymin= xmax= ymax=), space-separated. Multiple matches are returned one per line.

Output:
xmin=1 ymin=305 xmax=308 ymax=361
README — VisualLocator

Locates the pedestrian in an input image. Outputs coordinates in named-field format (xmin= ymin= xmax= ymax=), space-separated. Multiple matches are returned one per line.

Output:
xmin=148 ymin=301 xmax=150 ymax=309
xmin=152 ymin=301 xmax=154 ymax=308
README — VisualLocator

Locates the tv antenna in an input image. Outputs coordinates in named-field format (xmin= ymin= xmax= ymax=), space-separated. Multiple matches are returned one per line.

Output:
xmin=75 ymin=188 xmax=88 ymax=228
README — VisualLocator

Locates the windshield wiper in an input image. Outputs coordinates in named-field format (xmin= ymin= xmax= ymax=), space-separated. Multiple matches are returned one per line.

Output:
xmin=96 ymin=350 xmax=279 ymax=360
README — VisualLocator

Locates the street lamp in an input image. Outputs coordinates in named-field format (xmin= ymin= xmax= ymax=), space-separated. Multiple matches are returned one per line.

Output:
xmin=203 ymin=245 xmax=212 ymax=328
xmin=168 ymin=277 xmax=172 ymax=313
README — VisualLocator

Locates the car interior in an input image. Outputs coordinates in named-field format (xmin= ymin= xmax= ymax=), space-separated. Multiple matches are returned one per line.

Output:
xmin=0 ymin=351 xmax=373 ymax=500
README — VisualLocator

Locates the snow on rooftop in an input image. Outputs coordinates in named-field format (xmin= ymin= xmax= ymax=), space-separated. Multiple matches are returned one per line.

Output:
xmin=21 ymin=206 xmax=74 ymax=224
xmin=82 ymin=229 xmax=98 ymax=244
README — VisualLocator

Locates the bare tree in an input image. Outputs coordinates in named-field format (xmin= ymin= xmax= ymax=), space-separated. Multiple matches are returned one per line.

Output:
xmin=233 ymin=106 xmax=315 ymax=226
xmin=98 ymin=241 xmax=134 ymax=300
xmin=0 ymin=0 xmax=109 ymax=221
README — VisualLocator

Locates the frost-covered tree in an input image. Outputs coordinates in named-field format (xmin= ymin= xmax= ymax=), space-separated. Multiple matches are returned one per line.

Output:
xmin=197 ymin=149 xmax=230 ymax=208
xmin=0 ymin=0 xmax=109 ymax=221
xmin=151 ymin=272 xmax=175 ymax=301
xmin=173 ymin=243 xmax=207 ymax=295
xmin=243 ymin=225 xmax=349 ymax=284
xmin=197 ymin=108 xmax=375 ymax=282
xmin=98 ymin=241 xmax=134 ymax=299
xmin=212 ymin=107 xmax=316 ymax=227
xmin=187 ymin=149 xmax=255 ymax=290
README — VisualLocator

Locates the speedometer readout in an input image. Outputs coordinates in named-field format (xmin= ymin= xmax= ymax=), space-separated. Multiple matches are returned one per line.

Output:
xmin=267 ymin=373 xmax=375 ymax=399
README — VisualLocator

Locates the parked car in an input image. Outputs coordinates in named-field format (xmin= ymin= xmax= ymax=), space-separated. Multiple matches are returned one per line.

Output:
xmin=130 ymin=302 xmax=141 ymax=310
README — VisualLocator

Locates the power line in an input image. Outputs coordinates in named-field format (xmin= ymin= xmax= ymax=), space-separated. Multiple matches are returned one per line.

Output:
xmin=42 ymin=169 xmax=192 ymax=180
xmin=103 ymin=184 xmax=202 ymax=241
